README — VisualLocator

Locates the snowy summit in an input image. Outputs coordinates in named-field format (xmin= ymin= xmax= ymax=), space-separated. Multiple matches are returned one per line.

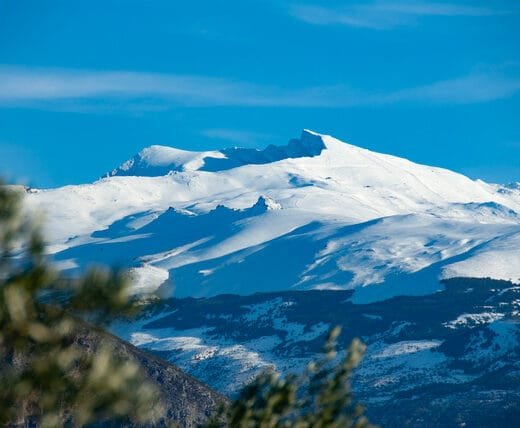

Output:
xmin=26 ymin=130 xmax=520 ymax=302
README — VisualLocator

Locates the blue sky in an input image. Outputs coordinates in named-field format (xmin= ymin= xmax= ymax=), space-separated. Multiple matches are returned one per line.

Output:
xmin=1 ymin=0 xmax=519 ymax=187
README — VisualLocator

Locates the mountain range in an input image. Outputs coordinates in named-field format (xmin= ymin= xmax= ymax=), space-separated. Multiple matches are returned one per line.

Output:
xmin=22 ymin=130 xmax=520 ymax=426
xmin=26 ymin=130 xmax=520 ymax=301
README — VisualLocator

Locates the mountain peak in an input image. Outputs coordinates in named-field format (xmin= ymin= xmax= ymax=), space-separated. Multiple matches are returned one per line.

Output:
xmin=287 ymin=129 xmax=328 ymax=153
xmin=109 ymin=130 xmax=327 ymax=177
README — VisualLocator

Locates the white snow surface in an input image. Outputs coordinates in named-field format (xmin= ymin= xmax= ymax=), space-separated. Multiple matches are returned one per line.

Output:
xmin=444 ymin=312 xmax=505 ymax=329
xmin=111 ymin=145 xmax=227 ymax=176
xmin=373 ymin=340 xmax=443 ymax=358
xmin=24 ymin=130 xmax=520 ymax=301
xmin=442 ymin=232 xmax=520 ymax=284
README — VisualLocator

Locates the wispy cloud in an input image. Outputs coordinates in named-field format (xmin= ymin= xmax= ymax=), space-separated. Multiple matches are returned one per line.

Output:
xmin=0 ymin=66 xmax=359 ymax=109
xmin=201 ymin=129 xmax=275 ymax=146
xmin=0 ymin=66 xmax=282 ymax=107
xmin=290 ymin=1 xmax=505 ymax=29
xmin=380 ymin=73 xmax=520 ymax=104
xmin=0 ymin=66 xmax=519 ymax=111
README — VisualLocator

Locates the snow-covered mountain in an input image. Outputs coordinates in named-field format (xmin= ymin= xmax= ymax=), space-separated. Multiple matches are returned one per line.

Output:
xmin=26 ymin=130 xmax=520 ymax=302
xmin=22 ymin=130 xmax=520 ymax=426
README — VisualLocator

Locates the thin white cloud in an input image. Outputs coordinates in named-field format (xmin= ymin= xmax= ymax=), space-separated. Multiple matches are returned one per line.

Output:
xmin=201 ymin=129 xmax=275 ymax=146
xmin=0 ymin=66 xmax=280 ymax=107
xmin=0 ymin=66 xmax=518 ymax=110
xmin=290 ymin=2 xmax=504 ymax=29
xmin=0 ymin=66 xmax=356 ymax=109
xmin=381 ymin=73 xmax=520 ymax=104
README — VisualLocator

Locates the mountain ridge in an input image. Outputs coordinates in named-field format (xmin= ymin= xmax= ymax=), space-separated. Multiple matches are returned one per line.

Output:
xmin=25 ymin=130 xmax=520 ymax=302
xmin=109 ymin=129 xmax=326 ymax=176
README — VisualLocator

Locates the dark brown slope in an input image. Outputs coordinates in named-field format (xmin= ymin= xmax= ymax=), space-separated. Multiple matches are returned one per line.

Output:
xmin=74 ymin=322 xmax=227 ymax=427
xmin=5 ymin=319 xmax=227 ymax=428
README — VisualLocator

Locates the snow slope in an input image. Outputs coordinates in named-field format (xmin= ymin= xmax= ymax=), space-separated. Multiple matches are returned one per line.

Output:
xmin=25 ymin=130 xmax=520 ymax=301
